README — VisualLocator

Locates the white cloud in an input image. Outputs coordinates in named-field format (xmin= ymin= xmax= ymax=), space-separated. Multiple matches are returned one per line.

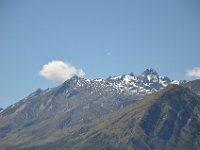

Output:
xmin=39 ymin=60 xmax=85 ymax=84
xmin=186 ymin=67 xmax=200 ymax=79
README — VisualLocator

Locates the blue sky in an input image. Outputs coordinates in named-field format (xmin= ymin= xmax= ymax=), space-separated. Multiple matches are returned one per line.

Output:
xmin=0 ymin=0 xmax=200 ymax=108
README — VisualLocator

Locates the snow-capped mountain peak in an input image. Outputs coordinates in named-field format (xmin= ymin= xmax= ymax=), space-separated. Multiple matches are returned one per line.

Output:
xmin=142 ymin=68 xmax=158 ymax=76
xmin=139 ymin=68 xmax=159 ymax=82
xmin=62 ymin=69 xmax=185 ymax=97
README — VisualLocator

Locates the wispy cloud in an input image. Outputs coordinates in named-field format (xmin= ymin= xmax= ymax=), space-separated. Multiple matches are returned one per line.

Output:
xmin=186 ymin=67 xmax=200 ymax=79
xmin=39 ymin=60 xmax=85 ymax=84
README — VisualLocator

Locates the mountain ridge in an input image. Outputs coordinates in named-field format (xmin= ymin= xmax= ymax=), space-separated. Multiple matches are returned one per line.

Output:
xmin=0 ymin=69 xmax=197 ymax=150
xmin=8 ymin=84 xmax=200 ymax=150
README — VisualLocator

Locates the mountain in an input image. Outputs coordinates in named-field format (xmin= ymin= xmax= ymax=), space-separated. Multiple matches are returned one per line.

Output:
xmin=184 ymin=79 xmax=200 ymax=96
xmin=12 ymin=85 xmax=200 ymax=150
xmin=0 ymin=69 xmax=186 ymax=149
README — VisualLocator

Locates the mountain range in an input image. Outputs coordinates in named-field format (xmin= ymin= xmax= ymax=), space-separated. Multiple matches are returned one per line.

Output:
xmin=0 ymin=69 xmax=200 ymax=150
